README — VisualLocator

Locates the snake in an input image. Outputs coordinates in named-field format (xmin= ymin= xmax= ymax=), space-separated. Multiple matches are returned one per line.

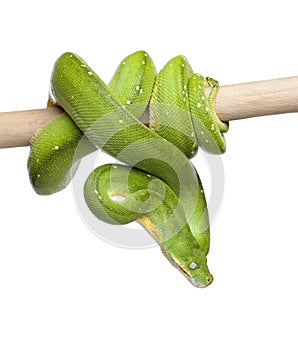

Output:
xmin=27 ymin=51 xmax=228 ymax=287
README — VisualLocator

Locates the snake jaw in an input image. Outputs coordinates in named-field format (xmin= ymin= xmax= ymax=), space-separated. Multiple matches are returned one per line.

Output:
xmin=176 ymin=263 xmax=213 ymax=288
xmin=163 ymin=246 xmax=213 ymax=288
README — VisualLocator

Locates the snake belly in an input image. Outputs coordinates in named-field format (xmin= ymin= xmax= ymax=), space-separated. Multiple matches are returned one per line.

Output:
xmin=27 ymin=51 xmax=228 ymax=287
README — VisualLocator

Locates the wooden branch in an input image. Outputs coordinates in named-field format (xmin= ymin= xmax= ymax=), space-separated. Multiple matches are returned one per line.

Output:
xmin=214 ymin=76 xmax=298 ymax=121
xmin=1 ymin=76 xmax=298 ymax=148
xmin=0 ymin=107 xmax=64 ymax=148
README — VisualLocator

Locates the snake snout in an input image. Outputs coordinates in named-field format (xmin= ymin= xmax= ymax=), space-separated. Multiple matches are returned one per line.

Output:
xmin=205 ymin=274 xmax=213 ymax=287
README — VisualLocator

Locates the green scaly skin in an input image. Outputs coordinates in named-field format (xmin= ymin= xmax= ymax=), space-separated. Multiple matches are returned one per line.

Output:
xmin=84 ymin=164 xmax=212 ymax=287
xmin=27 ymin=51 xmax=228 ymax=287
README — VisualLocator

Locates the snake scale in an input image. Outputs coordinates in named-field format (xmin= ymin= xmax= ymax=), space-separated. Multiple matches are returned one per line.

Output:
xmin=27 ymin=51 xmax=228 ymax=287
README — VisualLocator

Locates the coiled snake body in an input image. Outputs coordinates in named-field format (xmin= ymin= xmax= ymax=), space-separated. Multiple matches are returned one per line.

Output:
xmin=28 ymin=51 xmax=228 ymax=287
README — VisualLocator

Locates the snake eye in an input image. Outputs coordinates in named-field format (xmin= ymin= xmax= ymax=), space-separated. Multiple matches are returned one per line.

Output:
xmin=189 ymin=262 xmax=198 ymax=270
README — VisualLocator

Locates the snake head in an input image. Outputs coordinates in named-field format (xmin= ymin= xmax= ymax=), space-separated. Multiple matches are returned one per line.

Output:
xmin=162 ymin=235 xmax=213 ymax=288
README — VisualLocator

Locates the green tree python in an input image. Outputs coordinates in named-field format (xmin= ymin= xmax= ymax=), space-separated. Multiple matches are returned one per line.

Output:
xmin=27 ymin=51 xmax=228 ymax=287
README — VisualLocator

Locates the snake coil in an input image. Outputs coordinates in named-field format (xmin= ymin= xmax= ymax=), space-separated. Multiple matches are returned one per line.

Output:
xmin=28 ymin=51 xmax=228 ymax=287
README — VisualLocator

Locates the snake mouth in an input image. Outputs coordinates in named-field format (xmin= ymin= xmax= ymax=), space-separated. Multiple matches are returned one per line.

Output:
xmin=176 ymin=265 xmax=196 ymax=286
xmin=176 ymin=265 xmax=213 ymax=288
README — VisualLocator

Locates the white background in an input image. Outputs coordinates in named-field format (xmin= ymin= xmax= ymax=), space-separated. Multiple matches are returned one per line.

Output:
xmin=1 ymin=1 xmax=298 ymax=349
